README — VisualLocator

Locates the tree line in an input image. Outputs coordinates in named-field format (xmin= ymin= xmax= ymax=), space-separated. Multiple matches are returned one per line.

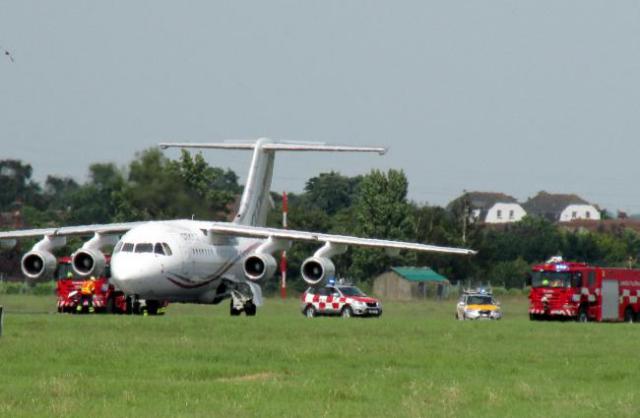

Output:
xmin=2 ymin=150 xmax=640 ymax=292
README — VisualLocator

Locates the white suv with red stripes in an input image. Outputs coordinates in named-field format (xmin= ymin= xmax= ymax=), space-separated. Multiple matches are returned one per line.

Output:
xmin=300 ymin=285 xmax=382 ymax=318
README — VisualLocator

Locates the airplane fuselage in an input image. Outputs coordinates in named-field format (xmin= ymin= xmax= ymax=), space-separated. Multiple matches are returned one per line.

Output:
xmin=110 ymin=220 xmax=262 ymax=303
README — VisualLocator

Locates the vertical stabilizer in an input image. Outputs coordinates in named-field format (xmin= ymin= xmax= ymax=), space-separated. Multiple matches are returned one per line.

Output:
xmin=159 ymin=138 xmax=386 ymax=227
xmin=233 ymin=138 xmax=275 ymax=226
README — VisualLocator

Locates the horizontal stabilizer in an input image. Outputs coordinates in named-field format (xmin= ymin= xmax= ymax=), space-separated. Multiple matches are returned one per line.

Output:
xmin=159 ymin=139 xmax=386 ymax=155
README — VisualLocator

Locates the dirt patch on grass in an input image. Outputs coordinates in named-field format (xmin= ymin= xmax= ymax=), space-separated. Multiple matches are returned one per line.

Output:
xmin=217 ymin=372 xmax=278 ymax=383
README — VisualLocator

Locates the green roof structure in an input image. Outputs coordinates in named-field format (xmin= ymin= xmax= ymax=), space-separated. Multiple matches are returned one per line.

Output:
xmin=391 ymin=267 xmax=448 ymax=283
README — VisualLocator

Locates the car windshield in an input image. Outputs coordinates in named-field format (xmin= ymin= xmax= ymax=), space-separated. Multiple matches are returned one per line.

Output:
xmin=531 ymin=271 xmax=581 ymax=288
xmin=467 ymin=295 xmax=493 ymax=305
xmin=339 ymin=286 xmax=365 ymax=297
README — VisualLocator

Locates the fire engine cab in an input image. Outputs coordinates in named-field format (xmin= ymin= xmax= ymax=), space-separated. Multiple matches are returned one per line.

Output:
xmin=56 ymin=256 xmax=168 ymax=314
xmin=529 ymin=257 xmax=640 ymax=322
xmin=55 ymin=256 xmax=128 ymax=313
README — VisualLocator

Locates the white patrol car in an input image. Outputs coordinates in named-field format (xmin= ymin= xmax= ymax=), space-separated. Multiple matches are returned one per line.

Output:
xmin=300 ymin=284 xmax=382 ymax=318
xmin=455 ymin=290 xmax=502 ymax=320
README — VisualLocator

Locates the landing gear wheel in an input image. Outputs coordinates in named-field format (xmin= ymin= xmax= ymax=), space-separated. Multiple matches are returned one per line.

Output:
xmin=230 ymin=300 xmax=242 ymax=316
xmin=244 ymin=301 xmax=257 ymax=316
xmin=145 ymin=300 xmax=159 ymax=316
xmin=304 ymin=305 xmax=316 ymax=318
xmin=341 ymin=306 xmax=352 ymax=318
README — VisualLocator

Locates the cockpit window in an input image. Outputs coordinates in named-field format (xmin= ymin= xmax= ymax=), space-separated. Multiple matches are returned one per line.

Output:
xmin=113 ymin=241 xmax=124 ymax=253
xmin=122 ymin=243 xmax=134 ymax=252
xmin=134 ymin=243 xmax=153 ymax=253
xmin=162 ymin=243 xmax=173 ymax=256
xmin=154 ymin=243 xmax=165 ymax=255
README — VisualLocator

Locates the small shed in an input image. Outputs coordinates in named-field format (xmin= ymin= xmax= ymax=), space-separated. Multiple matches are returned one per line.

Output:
xmin=373 ymin=267 xmax=450 ymax=301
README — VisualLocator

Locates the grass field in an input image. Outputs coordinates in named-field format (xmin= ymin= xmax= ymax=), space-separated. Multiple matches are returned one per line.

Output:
xmin=1 ymin=295 xmax=640 ymax=417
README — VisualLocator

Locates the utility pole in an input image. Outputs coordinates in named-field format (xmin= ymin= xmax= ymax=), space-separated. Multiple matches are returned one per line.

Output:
xmin=461 ymin=190 xmax=468 ymax=244
xmin=280 ymin=191 xmax=288 ymax=299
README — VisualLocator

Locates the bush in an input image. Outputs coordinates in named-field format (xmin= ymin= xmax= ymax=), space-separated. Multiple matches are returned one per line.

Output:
xmin=0 ymin=281 xmax=57 ymax=295
xmin=2 ymin=282 xmax=28 ymax=294
xmin=491 ymin=286 xmax=507 ymax=296
xmin=31 ymin=281 xmax=57 ymax=295
xmin=507 ymin=288 xmax=523 ymax=297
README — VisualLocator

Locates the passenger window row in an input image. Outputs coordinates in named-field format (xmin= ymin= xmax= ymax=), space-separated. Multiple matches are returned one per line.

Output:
xmin=114 ymin=242 xmax=173 ymax=255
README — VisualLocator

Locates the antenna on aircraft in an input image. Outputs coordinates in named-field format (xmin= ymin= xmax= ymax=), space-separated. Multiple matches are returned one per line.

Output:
xmin=1 ymin=45 xmax=14 ymax=63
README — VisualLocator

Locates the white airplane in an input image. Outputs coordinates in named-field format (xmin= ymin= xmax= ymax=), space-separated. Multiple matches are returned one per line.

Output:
xmin=0 ymin=138 xmax=476 ymax=315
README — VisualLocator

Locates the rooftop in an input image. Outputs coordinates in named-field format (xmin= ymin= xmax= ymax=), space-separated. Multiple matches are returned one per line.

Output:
xmin=391 ymin=266 xmax=448 ymax=282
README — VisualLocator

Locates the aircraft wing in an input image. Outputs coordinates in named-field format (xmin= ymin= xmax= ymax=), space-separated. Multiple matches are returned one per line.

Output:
xmin=208 ymin=223 xmax=476 ymax=256
xmin=0 ymin=222 xmax=145 ymax=241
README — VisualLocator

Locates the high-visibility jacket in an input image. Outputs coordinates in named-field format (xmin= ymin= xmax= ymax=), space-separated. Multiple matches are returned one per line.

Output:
xmin=80 ymin=280 xmax=95 ymax=296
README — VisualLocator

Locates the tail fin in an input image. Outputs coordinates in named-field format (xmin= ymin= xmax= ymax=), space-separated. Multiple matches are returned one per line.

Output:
xmin=160 ymin=138 xmax=387 ymax=226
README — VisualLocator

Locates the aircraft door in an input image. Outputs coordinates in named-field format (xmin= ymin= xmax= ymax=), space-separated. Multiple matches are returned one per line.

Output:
xmin=153 ymin=243 xmax=166 ymax=273
xmin=181 ymin=244 xmax=190 ymax=275
xmin=601 ymin=280 xmax=619 ymax=320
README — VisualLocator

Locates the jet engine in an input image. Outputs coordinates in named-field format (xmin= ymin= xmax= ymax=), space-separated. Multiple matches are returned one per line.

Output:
xmin=21 ymin=251 xmax=57 ymax=280
xmin=301 ymin=257 xmax=336 ymax=285
xmin=72 ymin=248 xmax=107 ymax=278
xmin=243 ymin=253 xmax=278 ymax=281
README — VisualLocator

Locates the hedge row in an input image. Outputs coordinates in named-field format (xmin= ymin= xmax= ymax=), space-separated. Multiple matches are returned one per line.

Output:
xmin=0 ymin=281 xmax=57 ymax=295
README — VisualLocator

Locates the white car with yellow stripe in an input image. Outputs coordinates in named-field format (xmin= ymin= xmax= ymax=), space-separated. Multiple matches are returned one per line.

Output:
xmin=456 ymin=291 xmax=502 ymax=320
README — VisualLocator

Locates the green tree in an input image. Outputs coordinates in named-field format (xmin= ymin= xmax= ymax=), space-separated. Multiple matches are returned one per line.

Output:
xmin=301 ymin=171 xmax=361 ymax=215
xmin=0 ymin=160 xmax=42 ymax=210
xmin=114 ymin=149 xmax=240 ymax=221
xmin=413 ymin=205 xmax=479 ymax=283
xmin=348 ymin=169 xmax=416 ymax=281
xmin=487 ymin=258 xmax=531 ymax=289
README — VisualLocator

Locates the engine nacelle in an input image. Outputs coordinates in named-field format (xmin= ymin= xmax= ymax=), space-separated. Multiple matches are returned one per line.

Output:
xmin=301 ymin=257 xmax=336 ymax=285
xmin=243 ymin=253 xmax=278 ymax=281
xmin=72 ymin=248 xmax=107 ymax=278
xmin=21 ymin=251 xmax=57 ymax=280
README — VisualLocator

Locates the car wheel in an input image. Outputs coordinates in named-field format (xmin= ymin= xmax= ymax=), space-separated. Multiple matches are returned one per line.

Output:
xmin=624 ymin=307 xmax=634 ymax=323
xmin=341 ymin=306 xmax=352 ymax=318
xmin=106 ymin=296 xmax=116 ymax=314
xmin=577 ymin=308 xmax=588 ymax=323
xmin=304 ymin=305 xmax=316 ymax=318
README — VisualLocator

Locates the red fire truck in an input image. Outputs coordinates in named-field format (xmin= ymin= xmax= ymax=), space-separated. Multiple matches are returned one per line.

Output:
xmin=55 ymin=256 xmax=127 ymax=314
xmin=529 ymin=257 xmax=640 ymax=322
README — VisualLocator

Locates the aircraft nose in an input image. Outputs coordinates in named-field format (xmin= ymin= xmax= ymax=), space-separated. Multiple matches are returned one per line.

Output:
xmin=110 ymin=254 xmax=161 ymax=292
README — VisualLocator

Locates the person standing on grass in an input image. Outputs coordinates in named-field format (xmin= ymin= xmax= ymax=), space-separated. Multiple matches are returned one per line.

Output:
xmin=78 ymin=276 xmax=96 ymax=313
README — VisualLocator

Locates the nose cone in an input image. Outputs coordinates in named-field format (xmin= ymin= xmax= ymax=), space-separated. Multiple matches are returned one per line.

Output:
xmin=110 ymin=253 xmax=162 ymax=294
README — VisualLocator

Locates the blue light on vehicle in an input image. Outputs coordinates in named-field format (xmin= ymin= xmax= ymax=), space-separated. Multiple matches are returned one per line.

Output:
xmin=555 ymin=264 xmax=569 ymax=272
xmin=327 ymin=277 xmax=336 ymax=286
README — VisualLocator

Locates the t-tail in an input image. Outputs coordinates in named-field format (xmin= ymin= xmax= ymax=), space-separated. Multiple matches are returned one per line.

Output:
xmin=160 ymin=138 xmax=386 ymax=226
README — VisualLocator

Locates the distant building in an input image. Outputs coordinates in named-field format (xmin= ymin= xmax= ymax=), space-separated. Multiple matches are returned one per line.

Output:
xmin=373 ymin=267 xmax=449 ymax=300
xmin=523 ymin=191 xmax=601 ymax=222
xmin=448 ymin=192 xmax=526 ymax=224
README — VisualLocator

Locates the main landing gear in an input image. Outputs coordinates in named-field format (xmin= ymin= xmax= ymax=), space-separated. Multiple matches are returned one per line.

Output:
xmin=230 ymin=290 xmax=257 ymax=316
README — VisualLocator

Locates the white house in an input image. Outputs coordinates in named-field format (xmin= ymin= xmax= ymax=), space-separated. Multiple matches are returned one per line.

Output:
xmin=523 ymin=192 xmax=601 ymax=222
xmin=449 ymin=192 xmax=527 ymax=224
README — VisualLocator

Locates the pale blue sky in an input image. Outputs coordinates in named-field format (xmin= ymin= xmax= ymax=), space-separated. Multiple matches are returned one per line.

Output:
xmin=1 ymin=1 xmax=639 ymax=212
